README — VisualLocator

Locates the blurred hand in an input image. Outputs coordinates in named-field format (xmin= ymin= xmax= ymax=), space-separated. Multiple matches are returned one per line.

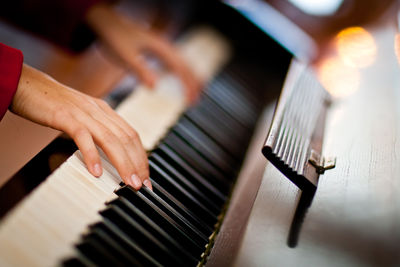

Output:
xmin=10 ymin=64 xmax=151 ymax=190
xmin=86 ymin=3 xmax=201 ymax=103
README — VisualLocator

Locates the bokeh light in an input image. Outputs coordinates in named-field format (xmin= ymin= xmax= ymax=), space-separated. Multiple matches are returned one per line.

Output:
xmin=394 ymin=33 xmax=400 ymax=65
xmin=336 ymin=26 xmax=377 ymax=68
xmin=317 ymin=56 xmax=361 ymax=98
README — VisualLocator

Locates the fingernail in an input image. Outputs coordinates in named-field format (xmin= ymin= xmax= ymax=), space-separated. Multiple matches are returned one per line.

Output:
xmin=143 ymin=179 xmax=153 ymax=191
xmin=93 ymin=163 xmax=102 ymax=177
xmin=130 ymin=174 xmax=142 ymax=189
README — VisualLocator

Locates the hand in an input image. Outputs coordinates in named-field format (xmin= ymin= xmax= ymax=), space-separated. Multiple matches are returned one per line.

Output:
xmin=86 ymin=3 xmax=201 ymax=103
xmin=10 ymin=64 xmax=151 ymax=190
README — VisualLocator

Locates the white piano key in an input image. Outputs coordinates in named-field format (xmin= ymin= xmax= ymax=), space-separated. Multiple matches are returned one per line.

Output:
xmin=68 ymin=152 xmax=121 ymax=194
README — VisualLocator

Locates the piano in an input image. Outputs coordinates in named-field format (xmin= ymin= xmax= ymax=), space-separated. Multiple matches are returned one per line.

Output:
xmin=0 ymin=1 xmax=292 ymax=265
xmin=1 ymin=0 xmax=400 ymax=266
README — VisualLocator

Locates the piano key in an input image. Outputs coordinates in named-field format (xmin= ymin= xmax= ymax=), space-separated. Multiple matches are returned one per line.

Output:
xmin=224 ymin=65 xmax=265 ymax=103
xmin=210 ymin=76 xmax=260 ymax=117
xmin=150 ymin=179 xmax=214 ymax=235
xmin=91 ymin=219 xmax=162 ymax=267
xmin=172 ymin=117 xmax=237 ymax=174
xmin=216 ymin=71 xmax=263 ymax=110
xmin=162 ymin=133 xmax=229 ymax=185
xmin=204 ymin=82 xmax=258 ymax=129
xmin=135 ymin=187 xmax=208 ymax=247
xmin=99 ymin=207 xmax=185 ymax=266
xmin=147 ymin=159 xmax=219 ymax=225
xmin=115 ymin=186 xmax=205 ymax=256
xmin=62 ymin=253 xmax=96 ymax=267
xmin=76 ymin=234 xmax=126 ymax=266
xmin=194 ymin=94 xmax=250 ymax=139
xmin=139 ymin=187 xmax=210 ymax=242
xmin=173 ymin=116 xmax=235 ymax=161
xmin=150 ymin=152 xmax=226 ymax=205
xmin=155 ymin=144 xmax=231 ymax=193
xmin=217 ymin=71 xmax=265 ymax=110
xmin=149 ymin=157 xmax=222 ymax=213
xmin=193 ymin=94 xmax=248 ymax=136
xmin=183 ymin=108 xmax=244 ymax=158
xmin=183 ymin=112 xmax=239 ymax=157
xmin=86 ymin=224 xmax=142 ymax=266
xmin=189 ymin=96 xmax=253 ymax=157
xmin=108 ymin=197 xmax=198 ymax=264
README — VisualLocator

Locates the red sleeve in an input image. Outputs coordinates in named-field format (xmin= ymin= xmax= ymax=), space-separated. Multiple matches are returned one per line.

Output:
xmin=0 ymin=43 xmax=23 ymax=121
xmin=0 ymin=0 xmax=103 ymax=52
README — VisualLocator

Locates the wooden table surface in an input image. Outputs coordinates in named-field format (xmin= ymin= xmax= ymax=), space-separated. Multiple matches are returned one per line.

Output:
xmin=233 ymin=19 xmax=400 ymax=267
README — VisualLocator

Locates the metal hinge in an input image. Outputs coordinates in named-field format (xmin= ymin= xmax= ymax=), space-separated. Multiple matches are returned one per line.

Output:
xmin=308 ymin=149 xmax=336 ymax=174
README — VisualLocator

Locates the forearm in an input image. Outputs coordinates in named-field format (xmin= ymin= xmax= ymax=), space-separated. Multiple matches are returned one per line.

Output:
xmin=10 ymin=64 xmax=65 ymax=127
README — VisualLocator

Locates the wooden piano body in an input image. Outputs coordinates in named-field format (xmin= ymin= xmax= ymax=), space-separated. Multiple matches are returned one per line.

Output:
xmin=1 ymin=0 xmax=400 ymax=266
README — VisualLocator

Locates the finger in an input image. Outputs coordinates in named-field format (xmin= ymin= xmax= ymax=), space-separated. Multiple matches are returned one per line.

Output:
xmin=125 ymin=51 xmax=158 ymax=88
xmin=71 ymin=109 xmax=143 ymax=190
xmin=93 ymin=125 xmax=143 ymax=190
xmin=99 ymin=110 xmax=149 ymax=182
xmin=95 ymin=99 xmax=150 ymax=182
xmin=146 ymin=38 xmax=202 ymax=102
xmin=65 ymin=124 xmax=103 ymax=178
xmin=78 ymin=98 xmax=149 ymax=185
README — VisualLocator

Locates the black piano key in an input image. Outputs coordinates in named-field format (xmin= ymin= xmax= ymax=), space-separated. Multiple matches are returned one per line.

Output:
xmin=204 ymin=82 xmax=258 ymax=129
xmin=108 ymin=197 xmax=199 ymax=264
xmin=173 ymin=118 xmax=234 ymax=165
xmin=163 ymin=133 xmax=229 ymax=186
xmin=94 ymin=219 xmax=162 ymax=267
xmin=210 ymin=77 xmax=259 ymax=119
xmin=195 ymin=94 xmax=250 ymax=139
xmin=172 ymin=118 xmax=237 ymax=175
xmin=150 ymin=152 xmax=226 ymax=206
xmin=163 ymin=131 xmax=223 ymax=178
xmin=216 ymin=72 xmax=263 ymax=110
xmin=188 ymin=97 xmax=252 ymax=159
xmin=223 ymin=64 xmax=265 ymax=98
xmin=147 ymin=159 xmax=219 ymax=225
xmin=63 ymin=253 xmax=96 ymax=267
xmin=149 ymin=158 xmax=222 ymax=215
xmin=151 ymin=179 xmax=214 ymax=236
xmin=200 ymin=90 xmax=246 ymax=123
xmin=219 ymin=70 xmax=264 ymax=108
xmin=155 ymin=144 xmax=230 ymax=194
xmin=183 ymin=109 xmax=243 ymax=159
xmin=188 ymin=97 xmax=247 ymax=143
xmin=135 ymin=187 xmax=208 ymax=247
xmin=77 ymin=234 xmax=127 ymax=267
xmin=87 ymin=225 xmax=143 ymax=266
xmin=139 ymin=186 xmax=210 ymax=244
xmin=99 ymin=206 xmax=185 ymax=266
xmin=115 ymin=186 xmax=205 ymax=256
xmin=63 ymin=258 xmax=85 ymax=267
